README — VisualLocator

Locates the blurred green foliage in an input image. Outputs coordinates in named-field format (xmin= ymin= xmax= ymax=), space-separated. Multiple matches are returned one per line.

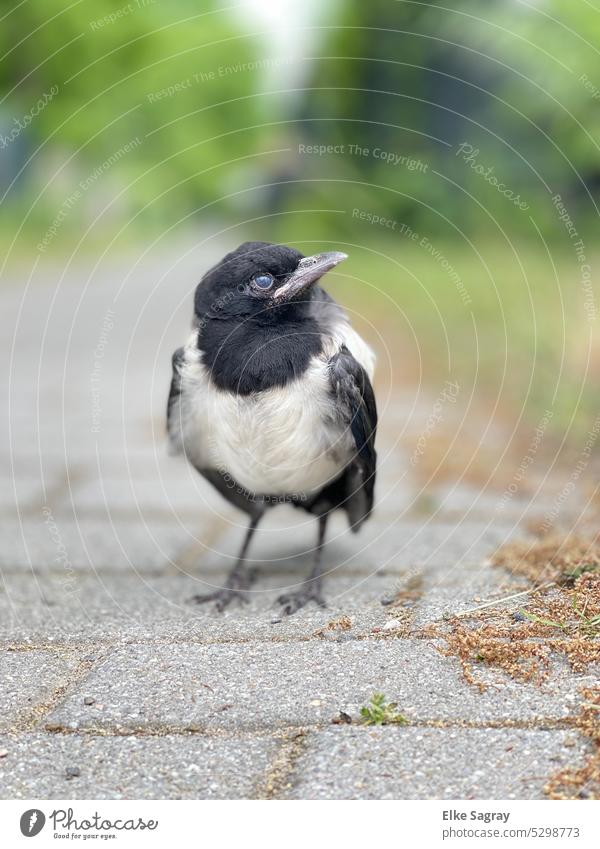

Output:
xmin=334 ymin=238 xmax=595 ymax=434
xmin=0 ymin=0 xmax=271 ymax=244
xmin=0 ymin=0 xmax=598 ymax=249
xmin=294 ymin=0 xmax=600 ymax=245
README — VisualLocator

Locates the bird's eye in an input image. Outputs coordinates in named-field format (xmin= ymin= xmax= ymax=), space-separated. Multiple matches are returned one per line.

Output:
xmin=252 ymin=273 xmax=274 ymax=290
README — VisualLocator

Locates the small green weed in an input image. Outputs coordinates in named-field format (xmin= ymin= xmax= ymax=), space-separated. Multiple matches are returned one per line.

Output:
xmin=359 ymin=693 xmax=408 ymax=726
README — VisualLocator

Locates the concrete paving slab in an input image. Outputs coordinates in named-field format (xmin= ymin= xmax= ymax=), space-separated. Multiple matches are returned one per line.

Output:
xmin=0 ymin=518 xmax=202 ymax=574
xmin=411 ymin=560 xmax=522 ymax=626
xmin=0 ymin=477 xmax=57 ymax=514
xmin=60 ymin=470 xmax=232 ymax=517
xmin=46 ymin=641 xmax=590 ymax=733
xmin=0 ymin=557 xmax=561 ymax=652
xmin=287 ymin=726 xmax=582 ymax=799
xmin=0 ymin=571 xmax=392 ymax=643
xmin=199 ymin=512 xmax=524 ymax=580
xmin=0 ymin=650 xmax=81 ymax=731
xmin=0 ymin=731 xmax=276 ymax=799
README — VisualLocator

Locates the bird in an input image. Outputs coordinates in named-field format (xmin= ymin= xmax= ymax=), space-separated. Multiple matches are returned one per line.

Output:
xmin=167 ymin=241 xmax=377 ymax=615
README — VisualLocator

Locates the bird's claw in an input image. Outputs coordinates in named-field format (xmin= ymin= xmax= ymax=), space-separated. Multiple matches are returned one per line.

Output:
xmin=277 ymin=586 xmax=327 ymax=616
xmin=189 ymin=586 xmax=250 ymax=612
xmin=189 ymin=588 xmax=250 ymax=612
xmin=189 ymin=568 xmax=257 ymax=612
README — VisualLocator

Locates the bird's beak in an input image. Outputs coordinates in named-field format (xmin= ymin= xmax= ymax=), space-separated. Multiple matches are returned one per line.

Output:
xmin=273 ymin=251 xmax=348 ymax=302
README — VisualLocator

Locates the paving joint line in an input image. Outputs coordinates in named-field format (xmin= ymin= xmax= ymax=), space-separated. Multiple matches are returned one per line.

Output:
xmin=9 ymin=647 xmax=114 ymax=732
xmin=0 ymin=632 xmax=436 ymax=652
xmin=32 ymin=716 xmax=581 ymax=740
xmin=18 ymin=464 xmax=90 ymax=519
xmin=252 ymin=728 xmax=309 ymax=799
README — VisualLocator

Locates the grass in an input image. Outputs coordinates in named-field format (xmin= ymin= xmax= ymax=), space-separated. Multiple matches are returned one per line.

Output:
xmin=572 ymin=591 xmax=600 ymax=636
xmin=326 ymin=238 xmax=600 ymax=439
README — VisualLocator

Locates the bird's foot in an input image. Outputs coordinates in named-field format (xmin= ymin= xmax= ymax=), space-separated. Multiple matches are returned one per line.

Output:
xmin=277 ymin=584 xmax=327 ymax=616
xmin=189 ymin=569 xmax=256 ymax=612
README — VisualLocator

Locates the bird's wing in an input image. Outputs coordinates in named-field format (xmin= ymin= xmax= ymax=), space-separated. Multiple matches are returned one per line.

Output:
xmin=329 ymin=344 xmax=378 ymax=530
xmin=166 ymin=346 xmax=185 ymax=454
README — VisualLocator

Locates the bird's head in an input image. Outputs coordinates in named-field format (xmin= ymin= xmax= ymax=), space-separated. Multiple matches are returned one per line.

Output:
xmin=194 ymin=241 xmax=348 ymax=323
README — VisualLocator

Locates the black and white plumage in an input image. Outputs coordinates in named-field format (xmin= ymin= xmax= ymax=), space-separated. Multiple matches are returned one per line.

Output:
xmin=167 ymin=241 xmax=377 ymax=614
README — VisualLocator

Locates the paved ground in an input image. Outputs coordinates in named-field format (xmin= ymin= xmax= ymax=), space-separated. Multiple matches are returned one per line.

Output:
xmin=1 ymin=244 xmax=596 ymax=799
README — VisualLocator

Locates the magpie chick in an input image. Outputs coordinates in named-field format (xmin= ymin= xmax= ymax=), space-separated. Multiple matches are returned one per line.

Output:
xmin=167 ymin=241 xmax=377 ymax=615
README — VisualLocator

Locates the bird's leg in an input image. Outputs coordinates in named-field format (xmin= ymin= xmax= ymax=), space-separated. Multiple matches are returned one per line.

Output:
xmin=278 ymin=514 xmax=329 ymax=615
xmin=189 ymin=513 xmax=262 ymax=611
